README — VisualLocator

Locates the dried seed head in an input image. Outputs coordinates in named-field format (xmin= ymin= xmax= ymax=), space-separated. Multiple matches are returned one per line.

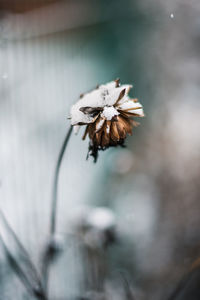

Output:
xmin=70 ymin=79 xmax=144 ymax=162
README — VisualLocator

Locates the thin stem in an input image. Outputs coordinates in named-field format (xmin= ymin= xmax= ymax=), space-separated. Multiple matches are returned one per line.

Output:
xmin=51 ymin=125 xmax=73 ymax=235
xmin=42 ymin=125 xmax=73 ymax=293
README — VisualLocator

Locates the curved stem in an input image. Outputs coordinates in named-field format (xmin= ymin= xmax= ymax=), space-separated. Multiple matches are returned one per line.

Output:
xmin=50 ymin=125 xmax=73 ymax=235
xmin=42 ymin=125 xmax=73 ymax=293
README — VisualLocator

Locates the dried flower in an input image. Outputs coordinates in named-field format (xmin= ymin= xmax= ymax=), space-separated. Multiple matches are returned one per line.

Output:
xmin=70 ymin=79 xmax=144 ymax=161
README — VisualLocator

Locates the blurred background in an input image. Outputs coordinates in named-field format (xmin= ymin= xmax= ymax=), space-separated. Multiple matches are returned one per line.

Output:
xmin=0 ymin=0 xmax=200 ymax=299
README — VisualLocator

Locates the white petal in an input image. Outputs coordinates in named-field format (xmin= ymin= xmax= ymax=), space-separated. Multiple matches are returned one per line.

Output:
xmin=104 ymin=87 xmax=124 ymax=106
xmin=99 ymin=80 xmax=116 ymax=90
xmin=118 ymin=100 xmax=144 ymax=116
xmin=104 ymin=85 xmax=131 ymax=106
xmin=119 ymin=84 xmax=133 ymax=95
xmin=133 ymin=108 xmax=144 ymax=117
xmin=117 ymin=94 xmax=130 ymax=105
xmin=118 ymin=100 xmax=142 ymax=110
xmin=70 ymin=89 xmax=102 ymax=125
xmin=70 ymin=81 xmax=140 ymax=125
xmin=70 ymin=102 xmax=94 ymax=125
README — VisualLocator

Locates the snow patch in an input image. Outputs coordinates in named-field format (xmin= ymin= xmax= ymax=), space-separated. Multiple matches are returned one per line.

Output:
xmin=70 ymin=81 xmax=132 ymax=125
xmin=101 ymin=106 xmax=119 ymax=120
xmin=96 ymin=119 xmax=105 ymax=131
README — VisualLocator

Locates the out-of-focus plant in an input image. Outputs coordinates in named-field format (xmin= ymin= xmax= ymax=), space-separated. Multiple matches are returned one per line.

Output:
xmin=72 ymin=206 xmax=117 ymax=292
xmin=0 ymin=211 xmax=46 ymax=300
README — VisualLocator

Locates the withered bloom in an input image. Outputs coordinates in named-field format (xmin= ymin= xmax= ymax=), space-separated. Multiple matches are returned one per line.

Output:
xmin=70 ymin=79 xmax=144 ymax=161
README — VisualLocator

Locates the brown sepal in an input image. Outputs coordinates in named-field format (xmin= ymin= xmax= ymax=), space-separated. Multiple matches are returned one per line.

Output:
xmin=115 ymin=78 xmax=120 ymax=87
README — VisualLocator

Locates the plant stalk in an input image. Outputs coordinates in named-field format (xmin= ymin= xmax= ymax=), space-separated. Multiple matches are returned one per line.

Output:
xmin=42 ymin=125 xmax=73 ymax=294
xmin=50 ymin=125 xmax=73 ymax=235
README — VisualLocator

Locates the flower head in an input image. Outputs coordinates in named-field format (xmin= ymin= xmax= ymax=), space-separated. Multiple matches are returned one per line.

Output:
xmin=70 ymin=79 xmax=144 ymax=161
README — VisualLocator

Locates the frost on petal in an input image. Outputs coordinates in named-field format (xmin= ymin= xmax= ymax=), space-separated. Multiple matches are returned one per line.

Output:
xmin=70 ymin=83 xmax=128 ymax=124
xmin=118 ymin=100 xmax=144 ymax=116
xmin=96 ymin=118 xmax=105 ymax=131
xmin=119 ymin=84 xmax=133 ymax=95
xmin=118 ymin=100 xmax=141 ymax=110
xmin=106 ymin=123 xmax=110 ymax=134
xmin=101 ymin=106 xmax=119 ymax=120
xmin=114 ymin=85 xmax=133 ymax=105
xmin=70 ymin=89 xmax=103 ymax=125
xmin=99 ymin=80 xmax=116 ymax=91
xmin=104 ymin=86 xmax=126 ymax=106
xmin=70 ymin=103 xmax=96 ymax=125
xmin=117 ymin=94 xmax=130 ymax=105
xmin=132 ymin=108 xmax=144 ymax=117
xmin=70 ymin=80 xmax=143 ymax=131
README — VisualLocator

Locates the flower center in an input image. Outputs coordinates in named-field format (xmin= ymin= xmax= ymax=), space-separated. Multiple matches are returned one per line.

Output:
xmin=101 ymin=106 xmax=119 ymax=120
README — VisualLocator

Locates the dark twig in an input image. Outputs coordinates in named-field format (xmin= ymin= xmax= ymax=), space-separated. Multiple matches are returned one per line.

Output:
xmin=42 ymin=125 xmax=73 ymax=293
xmin=0 ymin=211 xmax=46 ymax=300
